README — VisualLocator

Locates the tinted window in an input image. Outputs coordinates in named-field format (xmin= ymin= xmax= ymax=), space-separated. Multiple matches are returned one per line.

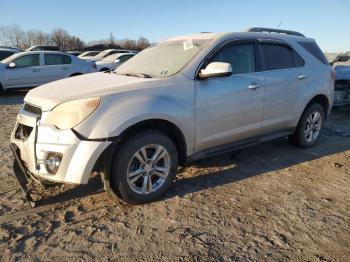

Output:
xmin=293 ymin=50 xmax=305 ymax=67
xmin=13 ymin=54 xmax=40 ymax=67
xmin=45 ymin=54 xmax=71 ymax=65
xmin=0 ymin=51 xmax=14 ymax=61
xmin=261 ymin=44 xmax=294 ymax=70
xmin=298 ymin=41 xmax=329 ymax=65
xmin=118 ymin=55 xmax=133 ymax=63
xmin=209 ymin=43 xmax=256 ymax=74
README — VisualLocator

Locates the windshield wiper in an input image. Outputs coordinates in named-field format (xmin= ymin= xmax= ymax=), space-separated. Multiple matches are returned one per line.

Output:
xmin=118 ymin=72 xmax=152 ymax=78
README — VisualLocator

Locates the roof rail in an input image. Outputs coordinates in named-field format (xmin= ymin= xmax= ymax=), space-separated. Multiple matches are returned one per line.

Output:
xmin=245 ymin=27 xmax=305 ymax=37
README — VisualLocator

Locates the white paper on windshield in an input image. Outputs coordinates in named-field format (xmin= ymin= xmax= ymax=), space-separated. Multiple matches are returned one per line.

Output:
xmin=183 ymin=39 xmax=194 ymax=51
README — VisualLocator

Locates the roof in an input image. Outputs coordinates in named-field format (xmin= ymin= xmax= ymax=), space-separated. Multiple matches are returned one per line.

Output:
xmin=164 ymin=28 xmax=312 ymax=43
xmin=0 ymin=48 xmax=20 ymax=52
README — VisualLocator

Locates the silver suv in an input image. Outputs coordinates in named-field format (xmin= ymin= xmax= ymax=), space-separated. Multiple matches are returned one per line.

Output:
xmin=11 ymin=28 xmax=335 ymax=205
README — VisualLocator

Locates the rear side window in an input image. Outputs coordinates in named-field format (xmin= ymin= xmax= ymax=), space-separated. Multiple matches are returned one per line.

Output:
xmin=293 ymin=51 xmax=305 ymax=67
xmin=13 ymin=54 xmax=40 ymax=67
xmin=45 ymin=54 xmax=72 ymax=65
xmin=298 ymin=41 xmax=329 ymax=65
xmin=261 ymin=44 xmax=294 ymax=70
xmin=209 ymin=43 xmax=256 ymax=74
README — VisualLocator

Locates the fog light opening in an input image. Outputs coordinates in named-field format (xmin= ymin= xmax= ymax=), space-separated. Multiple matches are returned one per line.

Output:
xmin=45 ymin=153 xmax=62 ymax=174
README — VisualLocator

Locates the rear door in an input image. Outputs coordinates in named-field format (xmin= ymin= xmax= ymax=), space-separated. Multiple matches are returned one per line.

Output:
xmin=41 ymin=53 xmax=73 ymax=83
xmin=259 ymin=40 xmax=307 ymax=134
xmin=3 ymin=53 xmax=42 ymax=89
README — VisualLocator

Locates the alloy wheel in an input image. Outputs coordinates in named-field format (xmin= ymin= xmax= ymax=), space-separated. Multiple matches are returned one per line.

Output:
xmin=126 ymin=144 xmax=171 ymax=194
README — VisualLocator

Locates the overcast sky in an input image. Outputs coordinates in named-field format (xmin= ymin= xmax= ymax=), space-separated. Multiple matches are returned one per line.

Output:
xmin=1 ymin=0 xmax=349 ymax=52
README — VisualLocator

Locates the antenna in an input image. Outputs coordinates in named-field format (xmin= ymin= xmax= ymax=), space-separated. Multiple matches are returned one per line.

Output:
xmin=276 ymin=21 xmax=283 ymax=29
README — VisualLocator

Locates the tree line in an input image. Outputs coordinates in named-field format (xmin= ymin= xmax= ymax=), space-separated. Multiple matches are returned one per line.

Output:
xmin=0 ymin=25 xmax=151 ymax=51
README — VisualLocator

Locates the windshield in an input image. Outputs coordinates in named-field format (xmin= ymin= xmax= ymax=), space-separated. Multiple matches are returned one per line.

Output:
xmin=2 ymin=53 xmax=19 ymax=63
xmin=95 ymin=50 xmax=114 ymax=58
xmin=115 ymin=39 xmax=210 ymax=78
xmin=102 ymin=53 xmax=119 ymax=62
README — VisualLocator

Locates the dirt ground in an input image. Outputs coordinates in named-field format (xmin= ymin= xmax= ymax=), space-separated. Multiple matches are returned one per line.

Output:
xmin=0 ymin=92 xmax=349 ymax=262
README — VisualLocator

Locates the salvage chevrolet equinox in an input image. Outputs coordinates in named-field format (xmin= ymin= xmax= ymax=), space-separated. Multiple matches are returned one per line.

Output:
xmin=11 ymin=28 xmax=335 ymax=205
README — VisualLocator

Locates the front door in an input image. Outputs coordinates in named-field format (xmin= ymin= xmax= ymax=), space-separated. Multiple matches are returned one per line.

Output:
xmin=195 ymin=41 xmax=264 ymax=152
xmin=4 ymin=54 xmax=42 ymax=89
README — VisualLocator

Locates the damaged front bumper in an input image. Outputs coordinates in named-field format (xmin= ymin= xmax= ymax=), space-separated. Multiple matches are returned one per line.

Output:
xmin=10 ymin=105 xmax=111 ymax=186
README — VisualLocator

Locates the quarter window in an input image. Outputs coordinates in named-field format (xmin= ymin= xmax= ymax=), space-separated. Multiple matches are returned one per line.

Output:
xmin=45 ymin=54 xmax=71 ymax=65
xmin=13 ymin=54 xmax=40 ymax=68
xmin=209 ymin=43 xmax=256 ymax=74
xmin=298 ymin=41 xmax=329 ymax=65
xmin=261 ymin=44 xmax=294 ymax=70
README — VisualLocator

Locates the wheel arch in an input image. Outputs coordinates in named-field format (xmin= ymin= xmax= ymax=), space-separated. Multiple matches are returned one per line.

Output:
xmin=113 ymin=118 xmax=187 ymax=165
xmin=304 ymin=94 xmax=330 ymax=118
xmin=69 ymin=72 xmax=82 ymax=77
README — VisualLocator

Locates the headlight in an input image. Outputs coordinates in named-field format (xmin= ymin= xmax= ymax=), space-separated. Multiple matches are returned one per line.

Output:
xmin=45 ymin=97 xmax=101 ymax=130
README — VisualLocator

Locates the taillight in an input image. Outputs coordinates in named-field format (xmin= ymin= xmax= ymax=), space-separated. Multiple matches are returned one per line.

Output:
xmin=330 ymin=68 xmax=336 ymax=87
xmin=92 ymin=63 xmax=97 ymax=71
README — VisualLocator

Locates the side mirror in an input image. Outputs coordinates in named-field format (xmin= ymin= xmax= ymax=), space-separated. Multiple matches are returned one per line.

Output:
xmin=114 ymin=59 xmax=120 ymax=63
xmin=8 ymin=62 xmax=16 ymax=69
xmin=198 ymin=62 xmax=232 ymax=79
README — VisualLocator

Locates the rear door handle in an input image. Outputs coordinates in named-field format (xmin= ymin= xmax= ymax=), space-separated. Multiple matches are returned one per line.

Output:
xmin=248 ymin=83 xmax=261 ymax=90
xmin=62 ymin=67 xmax=69 ymax=70
xmin=32 ymin=69 xmax=40 ymax=72
xmin=297 ymin=74 xmax=307 ymax=80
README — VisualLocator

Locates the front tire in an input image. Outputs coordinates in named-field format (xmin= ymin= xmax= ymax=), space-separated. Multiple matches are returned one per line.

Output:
xmin=289 ymin=103 xmax=325 ymax=148
xmin=111 ymin=131 xmax=178 ymax=204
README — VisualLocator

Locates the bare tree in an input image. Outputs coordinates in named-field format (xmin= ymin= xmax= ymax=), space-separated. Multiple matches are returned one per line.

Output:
xmin=136 ymin=36 xmax=150 ymax=50
xmin=0 ymin=24 xmax=151 ymax=51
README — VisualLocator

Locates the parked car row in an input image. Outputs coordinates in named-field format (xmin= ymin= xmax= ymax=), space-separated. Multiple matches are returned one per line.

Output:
xmin=0 ymin=51 xmax=96 ymax=92
xmin=0 ymin=46 xmax=138 ymax=92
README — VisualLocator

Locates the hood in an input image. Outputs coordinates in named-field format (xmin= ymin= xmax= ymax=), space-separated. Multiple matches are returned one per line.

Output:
xmin=25 ymin=72 xmax=158 ymax=111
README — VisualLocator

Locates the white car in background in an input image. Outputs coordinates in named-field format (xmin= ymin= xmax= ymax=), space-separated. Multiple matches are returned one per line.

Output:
xmin=88 ymin=49 xmax=136 ymax=62
xmin=0 ymin=48 xmax=20 ymax=61
xmin=0 ymin=51 xmax=97 ymax=92
xmin=78 ymin=51 xmax=100 ymax=60
xmin=96 ymin=53 xmax=135 ymax=71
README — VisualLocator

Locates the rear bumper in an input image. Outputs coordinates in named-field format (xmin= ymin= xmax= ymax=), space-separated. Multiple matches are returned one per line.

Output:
xmin=10 ymin=109 xmax=111 ymax=184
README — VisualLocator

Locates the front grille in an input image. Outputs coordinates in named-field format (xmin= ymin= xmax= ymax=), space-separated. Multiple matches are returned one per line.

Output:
xmin=23 ymin=103 xmax=42 ymax=116
xmin=15 ymin=124 xmax=33 ymax=140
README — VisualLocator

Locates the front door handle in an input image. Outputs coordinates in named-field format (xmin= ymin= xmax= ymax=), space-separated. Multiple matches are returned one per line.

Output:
xmin=248 ymin=83 xmax=261 ymax=90
xmin=297 ymin=74 xmax=307 ymax=80
xmin=62 ymin=67 xmax=69 ymax=70
xmin=32 ymin=69 xmax=40 ymax=72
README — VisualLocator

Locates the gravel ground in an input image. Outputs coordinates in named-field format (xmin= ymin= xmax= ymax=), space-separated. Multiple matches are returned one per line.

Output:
xmin=0 ymin=92 xmax=349 ymax=261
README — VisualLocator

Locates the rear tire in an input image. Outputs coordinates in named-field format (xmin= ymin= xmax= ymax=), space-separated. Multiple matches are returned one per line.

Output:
xmin=110 ymin=131 xmax=178 ymax=204
xmin=289 ymin=103 xmax=325 ymax=148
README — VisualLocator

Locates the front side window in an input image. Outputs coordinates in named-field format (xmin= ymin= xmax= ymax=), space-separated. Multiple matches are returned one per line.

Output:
xmin=13 ymin=54 xmax=40 ymax=68
xmin=208 ymin=43 xmax=256 ymax=75
xmin=118 ymin=55 xmax=134 ymax=63
xmin=261 ymin=44 xmax=294 ymax=70
xmin=45 ymin=54 xmax=71 ymax=65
